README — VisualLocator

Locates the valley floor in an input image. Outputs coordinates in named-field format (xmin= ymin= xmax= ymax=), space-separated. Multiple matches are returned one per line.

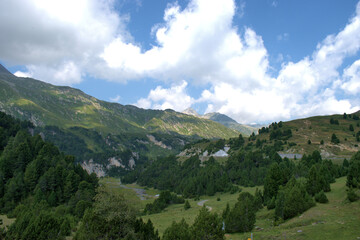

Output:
xmin=103 ymin=177 xmax=360 ymax=240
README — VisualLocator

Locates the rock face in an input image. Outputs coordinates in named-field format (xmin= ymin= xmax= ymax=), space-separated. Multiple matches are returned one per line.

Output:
xmin=81 ymin=159 xmax=106 ymax=177
xmin=182 ymin=107 xmax=201 ymax=117
xmin=147 ymin=134 xmax=172 ymax=149
xmin=81 ymin=154 xmax=138 ymax=177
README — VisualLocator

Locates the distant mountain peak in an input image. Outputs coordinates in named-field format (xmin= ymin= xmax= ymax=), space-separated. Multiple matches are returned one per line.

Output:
xmin=203 ymin=112 xmax=238 ymax=124
xmin=0 ymin=64 xmax=13 ymax=75
xmin=182 ymin=107 xmax=200 ymax=117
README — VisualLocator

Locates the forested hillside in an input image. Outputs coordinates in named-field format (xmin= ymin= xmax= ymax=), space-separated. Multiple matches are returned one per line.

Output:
xmin=0 ymin=112 xmax=97 ymax=238
xmin=123 ymin=120 xmax=360 ymax=238
xmin=0 ymin=112 xmax=163 ymax=239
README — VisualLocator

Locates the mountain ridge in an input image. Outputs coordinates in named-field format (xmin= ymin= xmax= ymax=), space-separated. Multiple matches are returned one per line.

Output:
xmin=0 ymin=64 xmax=239 ymax=139
xmin=0 ymin=64 xmax=240 ymax=176
xmin=182 ymin=107 xmax=258 ymax=136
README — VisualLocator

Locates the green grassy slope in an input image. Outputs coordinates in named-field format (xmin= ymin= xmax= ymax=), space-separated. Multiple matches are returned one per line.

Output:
xmin=106 ymin=177 xmax=359 ymax=239
xmin=229 ymin=177 xmax=360 ymax=240
xmin=0 ymin=65 xmax=240 ymax=169
xmin=0 ymin=67 xmax=239 ymax=140
xmin=256 ymin=114 xmax=360 ymax=158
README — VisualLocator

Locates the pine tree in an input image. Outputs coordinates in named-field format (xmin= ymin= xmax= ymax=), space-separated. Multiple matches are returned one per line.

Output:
xmin=225 ymin=192 xmax=256 ymax=233
xmin=263 ymin=163 xmax=283 ymax=204
xmin=184 ymin=200 xmax=191 ymax=210
xmin=315 ymin=190 xmax=329 ymax=203
xmin=163 ymin=219 xmax=191 ymax=240
xmin=331 ymin=133 xmax=340 ymax=144
xmin=191 ymin=206 xmax=224 ymax=240
xmin=275 ymin=177 xmax=315 ymax=220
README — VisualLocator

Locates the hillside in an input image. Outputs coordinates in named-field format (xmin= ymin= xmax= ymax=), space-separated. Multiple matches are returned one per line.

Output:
xmin=136 ymin=177 xmax=359 ymax=239
xmin=255 ymin=113 xmax=360 ymax=159
xmin=0 ymin=64 xmax=239 ymax=175
xmin=0 ymin=65 xmax=238 ymax=139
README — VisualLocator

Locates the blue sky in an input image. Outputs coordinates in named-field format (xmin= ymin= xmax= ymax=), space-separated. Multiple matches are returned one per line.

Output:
xmin=1 ymin=0 xmax=360 ymax=124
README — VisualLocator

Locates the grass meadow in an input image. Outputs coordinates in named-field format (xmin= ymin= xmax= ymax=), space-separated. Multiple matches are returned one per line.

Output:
xmin=102 ymin=176 xmax=360 ymax=240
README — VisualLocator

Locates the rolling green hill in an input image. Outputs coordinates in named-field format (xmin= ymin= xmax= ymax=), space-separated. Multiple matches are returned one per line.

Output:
xmin=0 ymin=64 xmax=239 ymax=175
xmin=255 ymin=113 xmax=360 ymax=158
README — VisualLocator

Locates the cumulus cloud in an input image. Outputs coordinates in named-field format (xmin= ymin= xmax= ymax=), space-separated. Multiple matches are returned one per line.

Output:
xmin=100 ymin=0 xmax=245 ymax=84
xmin=135 ymin=81 xmax=194 ymax=112
xmin=14 ymin=71 xmax=32 ymax=78
xmin=1 ymin=0 xmax=360 ymax=123
xmin=341 ymin=60 xmax=360 ymax=94
xmin=196 ymin=1 xmax=360 ymax=123
xmin=0 ymin=0 xmax=125 ymax=85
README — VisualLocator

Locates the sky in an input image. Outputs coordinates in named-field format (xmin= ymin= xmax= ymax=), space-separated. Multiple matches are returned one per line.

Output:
xmin=1 ymin=0 xmax=360 ymax=124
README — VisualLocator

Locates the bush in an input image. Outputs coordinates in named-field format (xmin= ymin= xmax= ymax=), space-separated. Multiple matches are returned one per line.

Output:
xmin=184 ymin=200 xmax=191 ymax=210
xmin=267 ymin=197 xmax=276 ymax=210
xmin=347 ymin=188 xmax=359 ymax=202
xmin=331 ymin=133 xmax=340 ymax=144
xmin=315 ymin=191 xmax=329 ymax=203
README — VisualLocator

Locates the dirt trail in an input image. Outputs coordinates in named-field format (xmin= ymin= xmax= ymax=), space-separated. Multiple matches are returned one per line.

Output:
xmin=197 ymin=199 xmax=212 ymax=211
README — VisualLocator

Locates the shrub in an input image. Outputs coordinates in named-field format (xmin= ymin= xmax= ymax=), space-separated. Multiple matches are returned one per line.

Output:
xmin=184 ymin=200 xmax=191 ymax=210
xmin=315 ymin=191 xmax=329 ymax=203
xmin=347 ymin=188 xmax=359 ymax=202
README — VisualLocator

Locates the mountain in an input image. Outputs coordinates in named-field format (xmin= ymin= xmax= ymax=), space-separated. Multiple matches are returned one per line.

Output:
xmin=182 ymin=108 xmax=258 ymax=136
xmin=182 ymin=107 xmax=200 ymax=117
xmin=203 ymin=112 xmax=258 ymax=136
xmin=0 ymin=64 xmax=239 ymax=175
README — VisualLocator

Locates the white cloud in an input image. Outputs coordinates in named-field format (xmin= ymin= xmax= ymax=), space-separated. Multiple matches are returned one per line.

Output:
xmin=100 ymin=0 xmax=260 ymax=85
xmin=341 ymin=60 xmax=360 ymax=94
xmin=195 ymin=1 xmax=360 ymax=123
xmin=1 ymin=0 xmax=360 ymax=123
xmin=26 ymin=62 xmax=83 ymax=85
xmin=135 ymin=81 xmax=194 ymax=112
xmin=0 ymin=0 xmax=126 ymax=84
xmin=14 ymin=71 xmax=32 ymax=78
xmin=109 ymin=95 xmax=122 ymax=103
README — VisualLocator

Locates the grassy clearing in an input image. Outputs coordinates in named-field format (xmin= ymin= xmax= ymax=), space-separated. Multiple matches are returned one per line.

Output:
xmin=143 ymin=185 xmax=262 ymax=236
xmin=100 ymin=177 xmax=161 ymax=211
xmin=0 ymin=215 xmax=15 ymax=229
xmin=111 ymin=177 xmax=360 ymax=239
